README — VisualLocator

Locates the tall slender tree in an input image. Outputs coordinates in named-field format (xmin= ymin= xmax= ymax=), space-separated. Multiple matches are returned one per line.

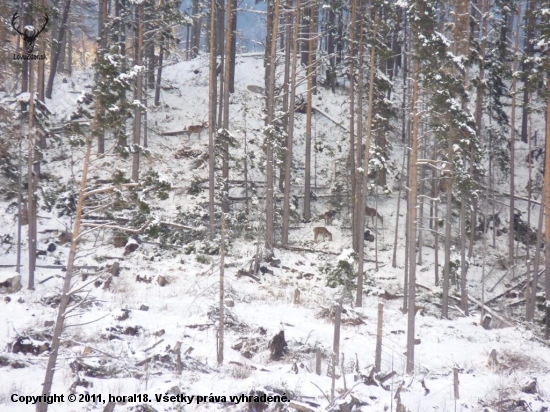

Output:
xmin=208 ymin=0 xmax=217 ymax=239
xmin=45 ymin=0 xmax=72 ymax=99
xmin=282 ymin=0 xmax=300 ymax=245
xmin=264 ymin=0 xmax=281 ymax=251
xmin=303 ymin=0 xmax=316 ymax=222
xmin=132 ymin=3 xmax=144 ymax=182
xmin=356 ymin=7 xmax=378 ymax=308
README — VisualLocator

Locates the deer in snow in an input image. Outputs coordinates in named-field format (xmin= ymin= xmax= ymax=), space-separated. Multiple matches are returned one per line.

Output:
xmin=186 ymin=122 xmax=207 ymax=140
xmin=323 ymin=210 xmax=337 ymax=226
xmin=313 ymin=227 xmax=333 ymax=242
xmin=365 ymin=206 xmax=383 ymax=225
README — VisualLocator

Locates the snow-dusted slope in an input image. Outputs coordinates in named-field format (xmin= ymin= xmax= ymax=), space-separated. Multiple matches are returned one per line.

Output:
xmin=0 ymin=54 xmax=549 ymax=412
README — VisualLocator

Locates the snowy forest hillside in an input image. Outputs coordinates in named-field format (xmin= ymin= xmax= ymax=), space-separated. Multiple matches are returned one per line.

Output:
xmin=0 ymin=0 xmax=550 ymax=411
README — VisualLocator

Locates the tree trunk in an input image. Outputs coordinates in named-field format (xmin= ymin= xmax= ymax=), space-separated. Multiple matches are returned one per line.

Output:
xmin=520 ymin=0 xmax=535 ymax=143
xmin=27 ymin=59 xmax=36 ymax=290
xmin=16 ymin=128 xmax=23 ymax=274
xmin=470 ymin=0 xmax=489 ymax=259
xmin=221 ymin=0 xmax=233 ymax=214
xmin=132 ymin=4 xmax=144 ymax=182
xmin=353 ymin=0 xmax=364 ymax=255
xmin=37 ymin=0 xmax=46 ymax=103
xmin=282 ymin=0 xmax=300 ymax=245
xmin=406 ymin=57 xmax=420 ymax=374
xmin=303 ymin=1 xmax=315 ymax=222
xmin=348 ymin=0 xmax=356 ymax=246
xmin=508 ymin=1 xmax=523 ymax=276
xmin=120 ymin=0 xmax=126 ymax=59
xmin=265 ymin=0 xmax=281 ymax=251
xmin=58 ymin=28 xmax=67 ymax=73
xmin=229 ymin=0 xmax=237 ymax=92
xmin=20 ymin=3 xmax=28 ymax=112
xmin=67 ymin=29 xmax=73 ymax=76
xmin=300 ymin=7 xmax=309 ymax=66
xmin=191 ymin=0 xmax=201 ymax=57
xmin=97 ymin=0 xmax=108 ymax=153
xmin=357 ymin=8 xmax=377 ymax=308
xmin=460 ymin=199 xmax=468 ymax=314
xmin=279 ymin=0 xmax=291 ymax=193
xmin=45 ymin=0 xmax=72 ymax=99
xmin=442 ymin=147 xmax=453 ymax=319
xmin=35 ymin=92 xmax=103 ymax=412
xmin=527 ymin=194 xmax=544 ymax=321
xmin=525 ymin=115 xmax=533 ymax=321
xmin=145 ymin=1 xmax=155 ymax=90
xmin=218 ymin=211 xmax=225 ymax=364
xmin=208 ymin=0 xmax=217 ymax=240
xmin=544 ymin=59 xmax=550 ymax=339
xmin=154 ymin=36 xmax=164 ymax=106
xmin=327 ymin=7 xmax=336 ymax=93
xmin=392 ymin=147 xmax=407 ymax=268
xmin=433 ymin=138 xmax=439 ymax=285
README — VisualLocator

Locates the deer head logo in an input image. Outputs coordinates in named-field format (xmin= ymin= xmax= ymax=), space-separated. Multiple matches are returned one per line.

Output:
xmin=12 ymin=11 xmax=49 ymax=55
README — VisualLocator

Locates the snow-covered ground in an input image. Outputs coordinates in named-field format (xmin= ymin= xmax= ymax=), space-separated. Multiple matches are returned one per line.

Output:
xmin=0 ymin=53 xmax=549 ymax=412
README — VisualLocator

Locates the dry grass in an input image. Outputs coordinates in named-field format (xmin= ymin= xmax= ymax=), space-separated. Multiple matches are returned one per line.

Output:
xmin=229 ymin=363 xmax=253 ymax=380
xmin=495 ymin=349 xmax=548 ymax=373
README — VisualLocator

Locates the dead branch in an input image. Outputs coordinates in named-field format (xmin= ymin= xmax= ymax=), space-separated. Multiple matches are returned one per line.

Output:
xmin=82 ymin=183 xmax=140 ymax=199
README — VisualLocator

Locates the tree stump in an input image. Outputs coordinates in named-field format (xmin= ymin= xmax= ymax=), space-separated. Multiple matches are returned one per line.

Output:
xmin=293 ymin=288 xmax=301 ymax=305
xmin=269 ymin=331 xmax=287 ymax=360
xmin=487 ymin=349 xmax=498 ymax=368
xmin=315 ymin=349 xmax=321 ymax=375
xmin=482 ymin=314 xmax=492 ymax=330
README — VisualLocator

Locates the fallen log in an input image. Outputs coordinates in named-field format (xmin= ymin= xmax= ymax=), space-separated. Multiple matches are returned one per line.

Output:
xmin=161 ymin=130 xmax=188 ymax=136
xmin=275 ymin=244 xmax=339 ymax=256
xmin=485 ymin=280 xmax=527 ymax=305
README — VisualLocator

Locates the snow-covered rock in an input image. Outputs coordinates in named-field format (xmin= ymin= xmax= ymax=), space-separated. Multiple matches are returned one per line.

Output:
xmin=0 ymin=272 xmax=21 ymax=294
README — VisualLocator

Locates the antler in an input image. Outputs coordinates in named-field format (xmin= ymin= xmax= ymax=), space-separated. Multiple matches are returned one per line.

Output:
xmin=34 ymin=14 xmax=49 ymax=37
xmin=11 ymin=12 xmax=24 ymax=36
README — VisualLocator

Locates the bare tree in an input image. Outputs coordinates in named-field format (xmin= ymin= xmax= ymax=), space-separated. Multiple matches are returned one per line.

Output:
xmin=406 ymin=56 xmax=420 ymax=374
xmin=97 ymin=0 xmax=108 ymax=154
xmin=508 ymin=2 xmax=523 ymax=276
xmin=132 ymin=3 xmax=144 ymax=182
xmin=264 ymin=0 xmax=281 ymax=251
xmin=218 ymin=211 xmax=225 ymax=363
xmin=45 ymin=0 xmax=72 ymax=99
xmin=191 ymin=0 xmax=201 ymax=57
xmin=303 ymin=1 xmax=316 ymax=222
xmin=282 ymin=0 xmax=300 ymax=245
xmin=544 ymin=59 xmax=550 ymax=339
xmin=37 ymin=0 xmax=46 ymax=102
xmin=27 ymin=59 xmax=36 ymax=290
xmin=36 ymin=96 xmax=104 ymax=412
xmin=348 ymin=0 xmax=357 ymax=243
xmin=356 ymin=8 xmax=378 ymax=307
xmin=208 ymin=0 xmax=217 ymax=239
xmin=221 ymin=0 xmax=234 ymax=213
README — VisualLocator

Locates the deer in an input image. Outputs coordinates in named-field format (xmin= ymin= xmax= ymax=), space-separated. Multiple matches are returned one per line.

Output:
xmin=323 ymin=210 xmax=337 ymax=226
xmin=313 ymin=227 xmax=333 ymax=242
xmin=365 ymin=206 xmax=383 ymax=225
xmin=186 ymin=122 xmax=207 ymax=140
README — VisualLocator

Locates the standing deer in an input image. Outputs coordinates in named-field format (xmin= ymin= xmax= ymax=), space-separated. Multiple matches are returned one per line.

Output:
xmin=323 ymin=210 xmax=337 ymax=226
xmin=365 ymin=206 xmax=383 ymax=225
xmin=186 ymin=122 xmax=207 ymax=140
xmin=313 ymin=227 xmax=333 ymax=242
